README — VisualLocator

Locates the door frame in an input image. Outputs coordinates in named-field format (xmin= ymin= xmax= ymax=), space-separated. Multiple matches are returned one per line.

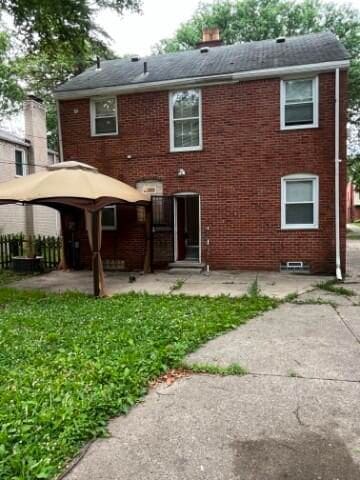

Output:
xmin=173 ymin=192 xmax=201 ymax=263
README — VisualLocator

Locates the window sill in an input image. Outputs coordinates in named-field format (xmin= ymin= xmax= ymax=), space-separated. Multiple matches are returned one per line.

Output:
xmin=170 ymin=146 xmax=203 ymax=153
xmin=102 ymin=227 xmax=117 ymax=231
xmin=280 ymin=124 xmax=318 ymax=131
xmin=281 ymin=225 xmax=319 ymax=231
xmin=91 ymin=132 xmax=118 ymax=138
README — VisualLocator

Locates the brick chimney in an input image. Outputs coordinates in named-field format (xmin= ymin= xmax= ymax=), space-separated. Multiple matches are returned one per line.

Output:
xmin=197 ymin=27 xmax=223 ymax=48
xmin=24 ymin=95 xmax=48 ymax=174
xmin=23 ymin=95 xmax=47 ymax=235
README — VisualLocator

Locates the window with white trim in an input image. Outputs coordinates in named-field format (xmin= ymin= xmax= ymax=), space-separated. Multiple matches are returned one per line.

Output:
xmin=91 ymin=97 xmax=118 ymax=136
xmin=281 ymin=77 xmax=318 ymax=129
xmin=15 ymin=149 xmax=27 ymax=176
xmin=170 ymin=90 xmax=202 ymax=151
xmin=354 ymin=189 xmax=360 ymax=206
xmin=102 ymin=205 xmax=117 ymax=230
xmin=281 ymin=175 xmax=319 ymax=229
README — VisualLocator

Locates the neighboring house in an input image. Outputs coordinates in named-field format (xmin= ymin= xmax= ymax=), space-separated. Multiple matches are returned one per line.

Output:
xmin=347 ymin=182 xmax=360 ymax=222
xmin=0 ymin=96 xmax=61 ymax=236
xmin=54 ymin=30 xmax=349 ymax=275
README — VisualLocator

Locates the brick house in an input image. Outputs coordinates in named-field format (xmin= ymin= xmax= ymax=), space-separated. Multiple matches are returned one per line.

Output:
xmin=347 ymin=182 xmax=360 ymax=223
xmin=0 ymin=96 xmax=61 ymax=236
xmin=55 ymin=31 xmax=349 ymax=275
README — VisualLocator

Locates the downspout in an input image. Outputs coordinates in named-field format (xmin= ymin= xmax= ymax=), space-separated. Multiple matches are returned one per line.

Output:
xmin=335 ymin=68 xmax=342 ymax=280
xmin=56 ymin=99 xmax=64 ymax=163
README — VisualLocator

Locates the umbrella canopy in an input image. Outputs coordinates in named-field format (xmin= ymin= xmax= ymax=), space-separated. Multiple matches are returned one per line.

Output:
xmin=0 ymin=161 xmax=150 ymax=296
xmin=0 ymin=161 xmax=148 ymax=210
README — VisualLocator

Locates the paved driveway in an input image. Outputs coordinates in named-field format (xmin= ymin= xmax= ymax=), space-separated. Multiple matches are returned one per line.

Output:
xmin=63 ymin=241 xmax=360 ymax=480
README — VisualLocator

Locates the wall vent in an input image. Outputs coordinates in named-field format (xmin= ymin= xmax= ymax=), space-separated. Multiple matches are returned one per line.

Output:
xmin=280 ymin=261 xmax=310 ymax=274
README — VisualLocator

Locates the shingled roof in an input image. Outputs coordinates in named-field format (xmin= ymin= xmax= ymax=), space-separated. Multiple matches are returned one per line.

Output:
xmin=55 ymin=32 xmax=349 ymax=94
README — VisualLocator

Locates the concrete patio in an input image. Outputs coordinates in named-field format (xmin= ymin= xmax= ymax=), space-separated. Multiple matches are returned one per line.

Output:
xmin=10 ymin=240 xmax=360 ymax=300
xmin=9 ymin=264 xmax=336 ymax=300
xmin=10 ymin=268 xmax=332 ymax=299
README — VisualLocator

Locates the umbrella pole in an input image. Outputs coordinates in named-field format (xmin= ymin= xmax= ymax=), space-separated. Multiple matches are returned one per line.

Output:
xmin=92 ymin=211 xmax=100 ymax=297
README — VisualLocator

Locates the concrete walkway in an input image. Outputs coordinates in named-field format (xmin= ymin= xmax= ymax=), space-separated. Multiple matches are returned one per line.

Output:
xmin=62 ymin=241 xmax=360 ymax=480
xmin=12 ymin=268 xmax=331 ymax=300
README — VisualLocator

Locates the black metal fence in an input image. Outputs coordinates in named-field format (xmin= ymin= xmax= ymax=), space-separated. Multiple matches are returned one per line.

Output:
xmin=0 ymin=234 xmax=62 ymax=270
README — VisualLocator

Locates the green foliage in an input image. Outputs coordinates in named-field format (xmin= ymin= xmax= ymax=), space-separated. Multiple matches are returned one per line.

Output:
xmin=0 ymin=0 xmax=140 ymax=145
xmin=0 ymin=269 xmax=33 ymax=286
xmin=155 ymin=0 xmax=360 ymax=126
xmin=0 ymin=289 xmax=277 ymax=479
xmin=184 ymin=362 xmax=247 ymax=375
xmin=170 ymin=279 xmax=185 ymax=292
xmin=0 ymin=29 xmax=24 ymax=115
xmin=248 ymin=276 xmax=261 ymax=297
xmin=317 ymin=280 xmax=355 ymax=296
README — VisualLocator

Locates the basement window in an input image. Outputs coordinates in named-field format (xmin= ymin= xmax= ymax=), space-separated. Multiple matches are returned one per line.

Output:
xmin=281 ymin=174 xmax=319 ymax=229
xmin=91 ymin=97 xmax=118 ymax=136
xmin=280 ymin=77 xmax=318 ymax=130
xmin=102 ymin=205 xmax=117 ymax=230
xmin=170 ymin=89 xmax=202 ymax=152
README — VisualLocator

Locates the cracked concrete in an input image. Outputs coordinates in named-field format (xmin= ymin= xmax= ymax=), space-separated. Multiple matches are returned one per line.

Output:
xmin=64 ymin=375 xmax=360 ymax=480
xmin=60 ymin=239 xmax=360 ymax=479
xmin=11 ymin=268 xmax=329 ymax=299
xmin=186 ymin=303 xmax=360 ymax=381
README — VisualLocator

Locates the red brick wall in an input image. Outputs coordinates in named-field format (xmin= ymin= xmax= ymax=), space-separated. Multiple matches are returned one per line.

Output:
xmin=60 ymin=71 xmax=347 ymax=273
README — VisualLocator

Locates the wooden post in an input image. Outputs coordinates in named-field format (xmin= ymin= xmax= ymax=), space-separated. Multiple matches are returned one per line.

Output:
xmin=143 ymin=204 xmax=153 ymax=273
xmin=92 ymin=211 xmax=100 ymax=297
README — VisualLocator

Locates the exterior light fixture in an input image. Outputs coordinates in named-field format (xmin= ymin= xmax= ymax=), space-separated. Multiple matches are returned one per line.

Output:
xmin=177 ymin=168 xmax=186 ymax=177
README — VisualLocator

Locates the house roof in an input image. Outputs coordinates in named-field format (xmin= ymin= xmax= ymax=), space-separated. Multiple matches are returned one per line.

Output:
xmin=55 ymin=32 xmax=349 ymax=95
xmin=0 ymin=128 xmax=29 ymax=147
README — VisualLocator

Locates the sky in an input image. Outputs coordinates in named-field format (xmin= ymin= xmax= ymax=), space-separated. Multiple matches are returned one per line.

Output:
xmin=98 ymin=0 xmax=360 ymax=57
xmin=97 ymin=0 xmax=217 ymax=56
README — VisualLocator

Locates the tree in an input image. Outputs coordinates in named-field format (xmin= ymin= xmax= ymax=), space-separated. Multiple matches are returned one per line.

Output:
xmin=155 ymin=0 xmax=360 ymax=128
xmin=0 ymin=0 xmax=142 ymax=147
xmin=0 ymin=29 xmax=23 ymax=115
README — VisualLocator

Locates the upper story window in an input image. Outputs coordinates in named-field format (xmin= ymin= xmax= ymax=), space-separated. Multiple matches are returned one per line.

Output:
xmin=90 ymin=97 xmax=118 ymax=136
xmin=15 ymin=149 xmax=27 ymax=176
xmin=281 ymin=174 xmax=319 ymax=229
xmin=170 ymin=89 xmax=202 ymax=152
xmin=280 ymin=77 xmax=318 ymax=130
xmin=102 ymin=205 xmax=117 ymax=230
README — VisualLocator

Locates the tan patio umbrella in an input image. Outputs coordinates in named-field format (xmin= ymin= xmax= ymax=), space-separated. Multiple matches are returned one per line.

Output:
xmin=0 ymin=161 xmax=149 ymax=296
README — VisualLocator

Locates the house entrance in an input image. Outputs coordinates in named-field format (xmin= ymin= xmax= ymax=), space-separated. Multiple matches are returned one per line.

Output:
xmin=174 ymin=194 xmax=200 ymax=263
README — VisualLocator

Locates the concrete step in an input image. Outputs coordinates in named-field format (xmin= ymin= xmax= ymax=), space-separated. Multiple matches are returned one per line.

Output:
xmin=168 ymin=262 xmax=205 ymax=274
xmin=168 ymin=267 xmax=203 ymax=275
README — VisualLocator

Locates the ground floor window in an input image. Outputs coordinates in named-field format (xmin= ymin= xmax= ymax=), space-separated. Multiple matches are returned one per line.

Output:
xmin=281 ymin=174 xmax=319 ymax=229
xmin=102 ymin=205 xmax=117 ymax=230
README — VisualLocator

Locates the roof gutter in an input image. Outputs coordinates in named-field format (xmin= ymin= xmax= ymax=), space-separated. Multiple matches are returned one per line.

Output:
xmin=54 ymin=59 xmax=350 ymax=100
xmin=335 ymin=67 xmax=342 ymax=281
xmin=55 ymin=99 xmax=64 ymax=163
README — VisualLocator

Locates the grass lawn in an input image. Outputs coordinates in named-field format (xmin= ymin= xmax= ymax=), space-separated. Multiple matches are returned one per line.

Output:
xmin=0 ymin=269 xmax=33 ymax=286
xmin=0 ymin=288 xmax=277 ymax=480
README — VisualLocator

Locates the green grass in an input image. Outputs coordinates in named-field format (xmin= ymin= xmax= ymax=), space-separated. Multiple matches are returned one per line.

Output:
xmin=0 ymin=269 xmax=33 ymax=286
xmin=183 ymin=362 xmax=247 ymax=376
xmin=0 ymin=288 xmax=277 ymax=480
xmin=317 ymin=280 xmax=355 ymax=297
